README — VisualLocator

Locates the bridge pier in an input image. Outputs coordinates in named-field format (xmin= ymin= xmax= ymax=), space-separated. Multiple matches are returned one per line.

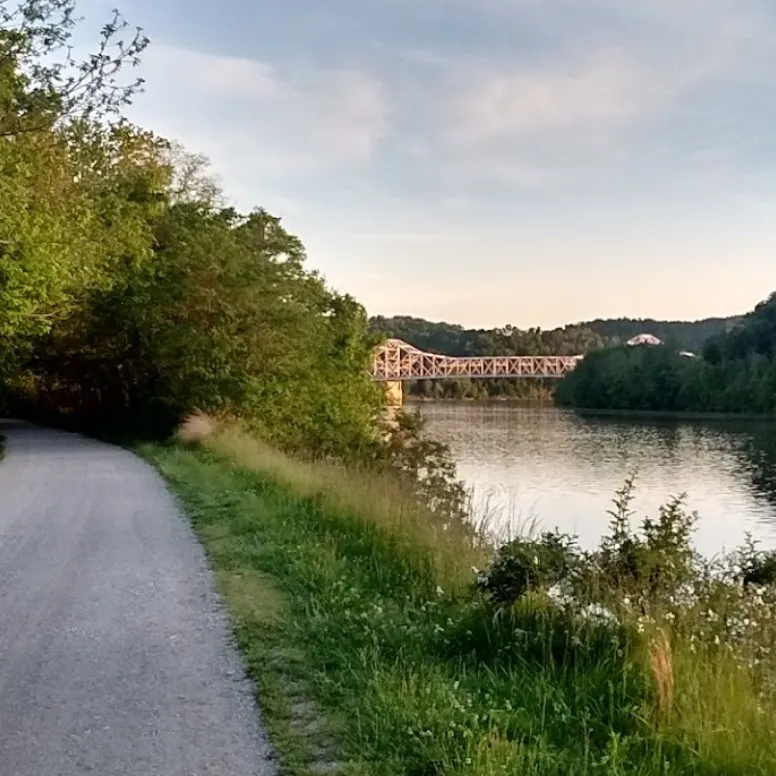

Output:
xmin=383 ymin=380 xmax=403 ymax=408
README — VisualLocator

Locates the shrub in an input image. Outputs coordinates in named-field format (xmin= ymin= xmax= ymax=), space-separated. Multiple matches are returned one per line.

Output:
xmin=592 ymin=477 xmax=698 ymax=610
xmin=737 ymin=537 xmax=776 ymax=588
xmin=477 ymin=530 xmax=580 ymax=606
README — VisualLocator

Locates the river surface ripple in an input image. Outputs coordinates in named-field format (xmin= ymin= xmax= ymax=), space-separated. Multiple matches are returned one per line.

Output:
xmin=419 ymin=402 xmax=776 ymax=557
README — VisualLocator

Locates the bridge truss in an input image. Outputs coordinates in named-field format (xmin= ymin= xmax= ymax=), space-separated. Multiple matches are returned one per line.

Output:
xmin=371 ymin=339 xmax=583 ymax=381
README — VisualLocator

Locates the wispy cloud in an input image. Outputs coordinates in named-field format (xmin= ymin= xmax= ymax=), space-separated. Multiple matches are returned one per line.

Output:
xmin=131 ymin=43 xmax=390 ymax=179
xmin=447 ymin=48 xmax=662 ymax=147
xmin=117 ymin=0 xmax=776 ymax=324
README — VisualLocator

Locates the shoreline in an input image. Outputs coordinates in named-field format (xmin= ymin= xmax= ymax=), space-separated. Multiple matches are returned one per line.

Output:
xmin=404 ymin=396 xmax=552 ymax=404
xmin=404 ymin=398 xmax=776 ymax=421
xmin=569 ymin=407 xmax=776 ymax=421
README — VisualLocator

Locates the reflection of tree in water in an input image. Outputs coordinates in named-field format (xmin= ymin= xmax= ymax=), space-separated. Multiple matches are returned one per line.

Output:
xmin=570 ymin=413 xmax=684 ymax=469
xmin=575 ymin=415 xmax=776 ymax=520
xmin=722 ymin=422 xmax=776 ymax=516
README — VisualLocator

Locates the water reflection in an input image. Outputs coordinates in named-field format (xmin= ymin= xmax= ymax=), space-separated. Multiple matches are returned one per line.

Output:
xmin=419 ymin=403 xmax=776 ymax=557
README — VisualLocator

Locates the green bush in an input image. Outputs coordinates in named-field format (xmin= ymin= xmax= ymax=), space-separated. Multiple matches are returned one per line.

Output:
xmin=477 ymin=530 xmax=579 ymax=606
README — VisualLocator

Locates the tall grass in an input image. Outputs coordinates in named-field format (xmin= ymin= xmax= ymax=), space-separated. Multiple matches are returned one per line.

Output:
xmin=145 ymin=428 xmax=776 ymax=775
xmin=207 ymin=427 xmax=487 ymax=593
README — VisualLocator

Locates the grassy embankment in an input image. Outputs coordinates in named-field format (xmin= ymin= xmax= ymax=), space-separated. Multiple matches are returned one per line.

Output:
xmin=143 ymin=428 xmax=776 ymax=776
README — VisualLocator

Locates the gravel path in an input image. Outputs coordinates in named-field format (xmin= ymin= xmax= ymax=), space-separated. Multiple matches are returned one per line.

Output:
xmin=0 ymin=420 xmax=277 ymax=775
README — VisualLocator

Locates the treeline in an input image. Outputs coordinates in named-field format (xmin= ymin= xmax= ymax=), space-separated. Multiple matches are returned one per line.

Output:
xmin=407 ymin=377 xmax=556 ymax=401
xmin=582 ymin=316 xmax=738 ymax=353
xmin=370 ymin=315 xmax=608 ymax=356
xmin=370 ymin=314 xmax=738 ymax=356
xmin=555 ymin=293 xmax=776 ymax=414
xmin=0 ymin=1 xmax=383 ymax=458
xmin=370 ymin=314 xmax=737 ymax=400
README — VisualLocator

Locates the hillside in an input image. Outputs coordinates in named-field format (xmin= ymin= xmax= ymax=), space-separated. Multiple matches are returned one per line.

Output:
xmin=369 ymin=316 xmax=607 ymax=358
xmin=581 ymin=316 xmax=740 ymax=353
xmin=554 ymin=293 xmax=776 ymax=414
xmin=370 ymin=315 xmax=740 ymax=356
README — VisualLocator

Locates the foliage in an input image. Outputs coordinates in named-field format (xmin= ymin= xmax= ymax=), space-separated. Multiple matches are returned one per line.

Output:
xmin=377 ymin=409 xmax=469 ymax=519
xmin=579 ymin=316 xmax=738 ymax=353
xmin=145 ymin=437 xmax=776 ymax=776
xmin=477 ymin=530 xmax=579 ymax=606
xmin=593 ymin=477 xmax=698 ymax=608
xmin=0 ymin=0 xmax=148 ymax=136
xmin=0 ymin=0 xmax=152 ymax=379
xmin=737 ymin=537 xmax=776 ymax=588
xmin=371 ymin=316 xmax=604 ymax=357
xmin=0 ymin=0 xmax=388 ymax=459
xmin=556 ymin=294 xmax=776 ymax=415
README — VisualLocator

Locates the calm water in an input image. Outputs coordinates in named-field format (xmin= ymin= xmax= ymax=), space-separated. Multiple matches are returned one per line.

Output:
xmin=419 ymin=403 xmax=776 ymax=557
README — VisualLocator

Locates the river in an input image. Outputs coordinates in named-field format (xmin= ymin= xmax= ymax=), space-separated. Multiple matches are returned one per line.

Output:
xmin=419 ymin=402 xmax=776 ymax=557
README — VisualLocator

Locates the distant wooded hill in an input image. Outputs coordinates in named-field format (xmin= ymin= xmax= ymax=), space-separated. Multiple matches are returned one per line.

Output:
xmin=369 ymin=315 xmax=741 ymax=357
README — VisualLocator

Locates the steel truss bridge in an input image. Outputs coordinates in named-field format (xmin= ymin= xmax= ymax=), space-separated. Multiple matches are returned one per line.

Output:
xmin=371 ymin=339 xmax=583 ymax=381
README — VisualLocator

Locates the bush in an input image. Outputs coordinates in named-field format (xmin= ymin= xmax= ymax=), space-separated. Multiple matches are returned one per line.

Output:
xmin=592 ymin=477 xmax=698 ymax=609
xmin=477 ymin=530 xmax=579 ymax=606
xmin=738 ymin=537 xmax=776 ymax=588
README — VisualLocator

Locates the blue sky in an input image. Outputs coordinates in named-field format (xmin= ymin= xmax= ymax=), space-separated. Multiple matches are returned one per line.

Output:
xmin=86 ymin=0 xmax=776 ymax=327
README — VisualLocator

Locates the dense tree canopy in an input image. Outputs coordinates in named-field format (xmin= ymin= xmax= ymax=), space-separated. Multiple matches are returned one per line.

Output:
xmin=555 ymin=293 xmax=776 ymax=415
xmin=370 ymin=316 xmax=608 ymax=357
xmin=370 ymin=314 xmax=738 ymax=358
xmin=0 ymin=0 xmax=383 ymax=458
xmin=577 ymin=316 xmax=738 ymax=353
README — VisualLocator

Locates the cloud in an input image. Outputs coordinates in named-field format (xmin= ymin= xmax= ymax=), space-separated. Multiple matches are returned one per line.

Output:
xmin=123 ymin=0 xmax=775 ymax=211
xmin=130 ymin=43 xmax=390 ymax=184
xmin=445 ymin=33 xmax=751 ymax=153
xmin=448 ymin=48 xmax=655 ymax=146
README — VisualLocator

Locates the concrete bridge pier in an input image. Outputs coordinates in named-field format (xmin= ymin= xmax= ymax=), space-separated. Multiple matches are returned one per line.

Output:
xmin=383 ymin=380 xmax=403 ymax=408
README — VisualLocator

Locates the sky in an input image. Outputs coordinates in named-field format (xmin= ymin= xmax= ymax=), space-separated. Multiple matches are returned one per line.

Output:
xmin=82 ymin=0 xmax=776 ymax=328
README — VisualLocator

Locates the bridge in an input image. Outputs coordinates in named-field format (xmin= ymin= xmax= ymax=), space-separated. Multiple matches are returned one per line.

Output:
xmin=372 ymin=339 xmax=583 ymax=403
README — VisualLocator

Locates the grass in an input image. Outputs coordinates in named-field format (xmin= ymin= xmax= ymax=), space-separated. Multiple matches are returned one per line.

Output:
xmin=142 ymin=428 xmax=776 ymax=776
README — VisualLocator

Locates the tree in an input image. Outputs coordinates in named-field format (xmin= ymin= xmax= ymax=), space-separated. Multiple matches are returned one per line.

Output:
xmin=0 ymin=0 xmax=151 ymax=381
xmin=0 ymin=0 xmax=147 ymax=138
xmin=555 ymin=292 xmax=776 ymax=415
xmin=0 ymin=2 xmax=390 ymax=461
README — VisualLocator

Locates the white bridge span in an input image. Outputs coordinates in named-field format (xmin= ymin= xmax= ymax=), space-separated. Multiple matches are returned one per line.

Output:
xmin=371 ymin=339 xmax=583 ymax=381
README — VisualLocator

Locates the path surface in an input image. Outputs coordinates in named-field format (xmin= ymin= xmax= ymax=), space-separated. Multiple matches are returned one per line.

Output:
xmin=0 ymin=421 xmax=276 ymax=775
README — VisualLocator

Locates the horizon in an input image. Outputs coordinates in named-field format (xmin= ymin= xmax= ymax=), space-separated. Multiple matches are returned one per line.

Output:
xmin=370 ymin=307 xmax=745 ymax=331
xmin=81 ymin=0 xmax=776 ymax=328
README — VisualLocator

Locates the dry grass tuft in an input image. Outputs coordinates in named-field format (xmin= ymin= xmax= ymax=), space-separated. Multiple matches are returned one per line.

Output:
xmin=649 ymin=627 xmax=675 ymax=717
xmin=176 ymin=412 xmax=217 ymax=443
